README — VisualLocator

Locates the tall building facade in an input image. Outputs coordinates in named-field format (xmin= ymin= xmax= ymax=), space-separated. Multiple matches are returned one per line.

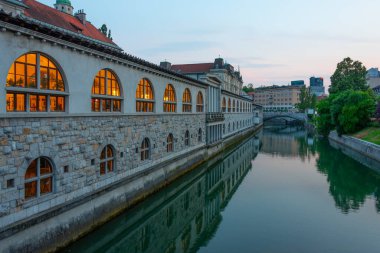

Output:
xmin=0 ymin=0 xmax=263 ymax=251
xmin=309 ymin=77 xmax=325 ymax=96
xmin=254 ymin=85 xmax=302 ymax=112
xmin=366 ymin=68 xmax=380 ymax=94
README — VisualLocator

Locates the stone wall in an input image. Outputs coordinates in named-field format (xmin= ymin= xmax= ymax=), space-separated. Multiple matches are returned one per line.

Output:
xmin=0 ymin=114 xmax=205 ymax=228
xmin=329 ymin=131 xmax=380 ymax=167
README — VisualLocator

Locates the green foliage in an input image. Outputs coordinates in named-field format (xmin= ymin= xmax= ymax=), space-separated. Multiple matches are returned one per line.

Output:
xmin=329 ymin=57 xmax=368 ymax=94
xmin=242 ymin=86 xmax=254 ymax=93
xmin=330 ymin=90 xmax=376 ymax=135
xmin=316 ymin=90 xmax=376 ymax=137
xmin=316 ymin=98 xmax=334 ymax=137
xmin=296 ymin=86 xmax=316 ymax=112
xmin=99 ymin=24 xmax=108 ymax=36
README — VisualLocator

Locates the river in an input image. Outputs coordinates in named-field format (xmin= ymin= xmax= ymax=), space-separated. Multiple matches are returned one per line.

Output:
xmin=62 ymin=127 xmax=380 ymax=253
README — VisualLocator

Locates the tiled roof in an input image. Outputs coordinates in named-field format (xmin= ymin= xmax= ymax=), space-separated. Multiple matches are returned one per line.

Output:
xmin=23 ymin=0 xmax=116 ymax=46
xmin=171 ymin=63 xmax=214 ymax=73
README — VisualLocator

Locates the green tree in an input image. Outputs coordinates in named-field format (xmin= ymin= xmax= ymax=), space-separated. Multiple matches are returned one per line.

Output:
xmin=296 ymin=86 xmax=316 ymax=112
xmin=99 ymin=24 xmax=108 ymax=36
xmin=330 ymin=90 xmax=375 ymax=135
xmin=316 ymin=98 xmax=334 ymax=137
xmin=242 ymin=86 xmax=254 ymax=93
xmin=329 ymin=57 xmax=368 ymax=94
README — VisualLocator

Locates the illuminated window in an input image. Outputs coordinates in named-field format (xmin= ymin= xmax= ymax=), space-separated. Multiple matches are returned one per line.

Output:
xmin=91 ymin=69 xmax=122 ymax=112
xmin=6 ymin=53 xmax=66 ymax=112
xmin=228 ymin=98 xmax=231 ymax=112
xmin=100 ymin=145 xmax=114 ymax=175
xmin=196 ymin=92 xmax=204 ymax=112
xmin=24 ymin=157 xmax=53 ymax=200
xmin=185 ymin=130 xmax=190 ymax=146
xmin=167 ymin=134 xmax=174 ymax=152
xmin=222 ymin=97 xmax=226 ymax=112
xmin=141 ymin=138 xmax=150 ymax=161
xmin=136 ymin=78 xmax=154 ymax=112
xmin=163 ymin=84 xmax=176 ymax=113
xmin=182 ymin=88 xmax=192 ymax=112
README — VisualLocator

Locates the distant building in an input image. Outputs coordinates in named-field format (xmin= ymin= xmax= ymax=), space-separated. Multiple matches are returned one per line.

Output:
xmin=254 ymin=85 xmax=302 ymax=112
xmin=291 ymin=80 xmax=305 ymax=86
xmin=366 ymin=68 xmax=380 ymax=90
xmin=309 ymin=77 xmax=325 ymax=96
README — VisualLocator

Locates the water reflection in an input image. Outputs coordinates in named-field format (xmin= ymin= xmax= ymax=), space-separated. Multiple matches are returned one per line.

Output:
xmin=263 ymin=126 xmax=380 ymax=214
xmin=62 ymin=135 xmax=261 ymax=253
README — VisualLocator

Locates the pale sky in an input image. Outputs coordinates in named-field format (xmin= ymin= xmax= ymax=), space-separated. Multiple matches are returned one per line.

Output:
xmin=39 ymin=0 xmax=380 ymax=88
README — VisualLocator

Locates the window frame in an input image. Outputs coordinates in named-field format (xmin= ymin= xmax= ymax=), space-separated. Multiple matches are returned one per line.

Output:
xmin=6 ymin=52 xmax=67 ymax=113
xmin=24 ymin=157 xmax=54 ymax=200
xmin=141 ymin=138 xmax=151 ymax=161
xmin=182 ymin=88 xmax=192 ymax=113
xmin=196 ymin=92 xmax=204 ymax=113
xmin=167 ymin=133 xmax=174 ymax=152
xmin=136 ymin=78 xmax=155 ymax=113
xmin=99 ymin=145 xmax=115 ymax=175
xmin=163 ymin=84 xmax=177 ymax=113
xmin=185 ymin=130 xmax=190 ymax=146
xmin=91 ymin=69 xmax=122 ymax=113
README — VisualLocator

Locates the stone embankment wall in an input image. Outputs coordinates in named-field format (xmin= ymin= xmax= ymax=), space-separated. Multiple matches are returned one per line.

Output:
xmin=0 ymin=114 xmax=261 ymax=253
xmin=329 ymin=131 xmax=380 ymax=171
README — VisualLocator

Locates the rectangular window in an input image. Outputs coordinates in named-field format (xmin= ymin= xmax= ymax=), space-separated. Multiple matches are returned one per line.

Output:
xmin=30 ymin=94 xmax=37 ymax=112
xmin=113 ymin=100 xmax=121 ymax=112
xmin=39 ymin=95 xmax=47 ymax=112
xmin=102 ymin=99 xmax=111 ymax=112
xmin=92 ymin=98 xmax=100 ymax=112
xmin=50 ymin=96 xmax=65 ymax=112
xmin=40 ymin=177 xmax=52 ymax=195
xmin=25 ymin=181 xmax=37 ymax=200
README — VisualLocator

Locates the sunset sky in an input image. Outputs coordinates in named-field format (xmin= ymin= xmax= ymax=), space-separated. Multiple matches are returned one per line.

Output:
xmin=40 ymin=0 xmax=380 ymax=88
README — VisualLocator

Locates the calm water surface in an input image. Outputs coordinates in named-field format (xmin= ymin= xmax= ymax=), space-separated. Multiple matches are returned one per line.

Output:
xmin=63 ymin=127 xmax=380 ymax=253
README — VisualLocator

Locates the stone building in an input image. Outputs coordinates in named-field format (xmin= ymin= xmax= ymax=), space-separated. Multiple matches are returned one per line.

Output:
xmin=164 ymin=58 xmax=255 ymax=145
xmin=0 ymin=0 xmax=262 ymax=251
xmin=254 ymin=85 xmax=302 ymax=112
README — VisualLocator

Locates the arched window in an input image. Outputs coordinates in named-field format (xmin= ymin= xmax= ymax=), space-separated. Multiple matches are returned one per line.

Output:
xmin=182 ymin=88 xmax=192 ymax=112
xmin=198 ymin=128 xmax=202 ymax=142
xmin=24 ymin=157 xmax=53 ymax=200
xmin=163 ymin=84 xmax=176 ymax=112
xmin=91 ymin=69 xmax=122 ymax=112
xmin=240 ymin=101 xmax=242 ymax=112
xmin=228 ymin=123 xmax=231 ymax=132
xmin=228 ymin=98 xmax=231 ymax=112
xmin=167 ymin=134 xmax=174 ymax=152
xmin=222 ymin=97 xmax=226 ymax=112
xmin=185 ymin=130 xmax=190 ymax=146
xmin=100 ymin=145 xmax=114 ymax=175
xmin=141 ymin=138 xmax=150 ymax=161
xmin=196 ymin=92 xmax=204 ymax=112
xmin=232 ymin=100 xmax=236 ymax=112
xmin=136 ymin=78 xmax=154 ymax=112
xmin=6 ymin=53 xmax=66 ymax=112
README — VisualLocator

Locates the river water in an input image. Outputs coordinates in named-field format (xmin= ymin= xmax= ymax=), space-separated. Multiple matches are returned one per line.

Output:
xmin=62 ymin=127 xmax=380 ymax=253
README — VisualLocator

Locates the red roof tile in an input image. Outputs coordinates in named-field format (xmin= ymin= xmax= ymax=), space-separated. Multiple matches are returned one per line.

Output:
xmin=23 ymin=0 xmax=117 ymax=46
xmin=171 ymin=63 xmax=214 ymax=73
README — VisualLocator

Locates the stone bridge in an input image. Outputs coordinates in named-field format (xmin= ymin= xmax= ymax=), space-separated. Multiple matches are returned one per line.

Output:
xmin=263 ymin=112 xmax=307 ymax=122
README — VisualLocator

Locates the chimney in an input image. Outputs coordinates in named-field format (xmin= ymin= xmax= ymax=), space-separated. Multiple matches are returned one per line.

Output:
xmin=160 ymin=61 xmax=172 ymax=70
xmin=75 ymin=9 xmax=86 ymax=25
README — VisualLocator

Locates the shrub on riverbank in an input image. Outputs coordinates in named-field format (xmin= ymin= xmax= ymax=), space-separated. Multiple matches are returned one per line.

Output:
xmin=316 ymin=90 xmax=376 ymax=137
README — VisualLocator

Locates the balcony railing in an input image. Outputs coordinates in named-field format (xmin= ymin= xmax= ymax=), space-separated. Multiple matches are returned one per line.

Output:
xmin=206 ymin=112 xmax=225 ymax=123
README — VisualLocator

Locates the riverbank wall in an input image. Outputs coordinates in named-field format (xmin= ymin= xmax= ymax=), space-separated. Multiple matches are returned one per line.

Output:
xmin=0 ymin=124 xmax=262 ymax=253
xmin=329 ymin=131 xmax=380 ymax=172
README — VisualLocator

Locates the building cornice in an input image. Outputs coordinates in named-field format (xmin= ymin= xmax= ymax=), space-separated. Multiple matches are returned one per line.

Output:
xmin=0 ymin=11 xmax=208 ymax=89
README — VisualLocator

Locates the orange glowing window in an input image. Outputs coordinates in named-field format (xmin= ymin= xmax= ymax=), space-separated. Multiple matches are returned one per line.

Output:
xmin=136 ymin=78 xmax=154 ymax=112
xmin=6 ymin=52 xmax=66 ymax=113
xmin=163 ymin=84 xmax=176 ymax=113
xmin=25 ymin=157 xmax=53 ymax=200
xmin=91 ymin=69 xmax=122 ymax=112
xmin=182 ymin=88 xmax=192 ymax=113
